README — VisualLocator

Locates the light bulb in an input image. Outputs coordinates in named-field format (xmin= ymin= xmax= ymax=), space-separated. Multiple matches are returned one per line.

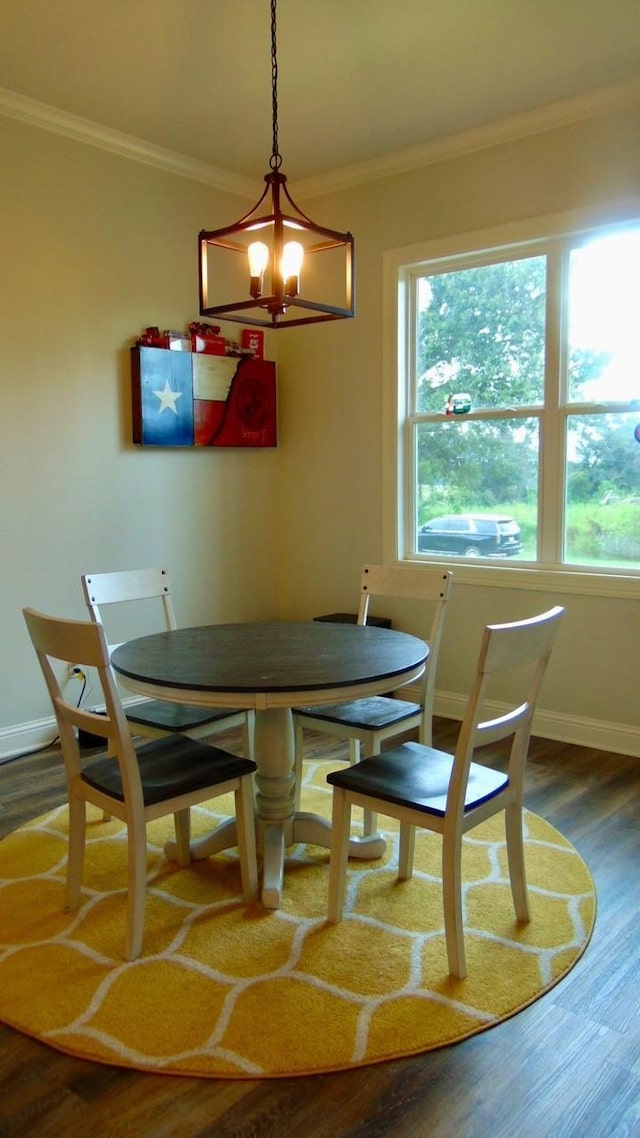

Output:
xmin=282 ymin=241 xmax=304 ymax=297
xmin=248 ymin=241 xmax=269 ymax=298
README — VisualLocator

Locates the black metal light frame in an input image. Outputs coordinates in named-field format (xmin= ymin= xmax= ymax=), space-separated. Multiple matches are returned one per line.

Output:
xmin=198 ymin=0 xmax=355 ymax=329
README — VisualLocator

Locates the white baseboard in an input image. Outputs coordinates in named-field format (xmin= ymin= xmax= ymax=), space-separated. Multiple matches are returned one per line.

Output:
xmin=0 ymin=696 xmax=140 ymax=765
xmin=432 ymin=688 xmax=640 ymax=758
xmin=0 ymin=715 xmax=60 ymax=764
xmin=2 ymin=690 xmax=639 ymax=764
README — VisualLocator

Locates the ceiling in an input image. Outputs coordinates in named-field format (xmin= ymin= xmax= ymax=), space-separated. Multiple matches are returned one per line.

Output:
xmin=1 ymin=0 xmax=639 ymax=189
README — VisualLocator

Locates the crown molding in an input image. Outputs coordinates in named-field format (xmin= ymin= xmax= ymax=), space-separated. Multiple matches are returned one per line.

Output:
xmin=0 ymin=86 xmax=260 ymax=199
xmin=1 ymin=77 xmax=638 ymax=203
xmin=291 ymin=77 xmax=640 ymax=200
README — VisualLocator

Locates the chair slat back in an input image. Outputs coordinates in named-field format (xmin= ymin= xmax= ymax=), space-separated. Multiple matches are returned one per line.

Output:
xmin=447 ymin=605 xmax=564 ymax=820
xmin=481 ymin=606 xmax=566 ymax=674
xmin=357 ymin=564 xmax=453 ymax=707
xmin=23 ymin=607 xmax=143 ymax=803
xmin=81 ymin=568 xmax=177 ymax=634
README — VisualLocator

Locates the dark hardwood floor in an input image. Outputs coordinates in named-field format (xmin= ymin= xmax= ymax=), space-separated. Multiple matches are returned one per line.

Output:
xmin=0 ymin=719 xmax=638 ymax=1138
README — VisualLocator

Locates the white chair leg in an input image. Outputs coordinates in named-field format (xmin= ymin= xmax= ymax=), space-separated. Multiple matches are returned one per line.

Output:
xmin=102 ymin=742 xmax=117 ymax=820
xmin=125 ymin=824 xmax=148 ymax=962
xmin=362 ymin=807 xmax=378 ymax=837
xmin=398 ymin=822 xmax=416 ymax=880
xmin=293 ymin=717 xmax=305 ymax=812
xmin=505 ymin=802 xmax=530 ymax=921
xmin=235 ymin=778 xmax=258 ymax=903
xmin=418 ymin=709 xmax=432 ymax=748
xmin=327 ymin=788 xmax=352 ymax=923
xmin=242 ymin=710 xmax=255 ymax=760
xmin=362 ymin=737 xmax=378 ymax=837
xmin=173 ymin=808 xmax=192 ymax=867
xmin=442 ymin=830 xmax=466 ymax=979
xmin=66 ymin=795 xmax=86 ymax=910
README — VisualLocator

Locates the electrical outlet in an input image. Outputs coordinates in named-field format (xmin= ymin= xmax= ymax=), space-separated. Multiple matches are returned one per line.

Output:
xmin=65 ymin=663 xmax=83 ymax=682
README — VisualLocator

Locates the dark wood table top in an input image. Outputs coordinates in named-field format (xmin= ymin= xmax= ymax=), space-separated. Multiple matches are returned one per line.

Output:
xmin=111 ymin=620 xmax=428 ymax=698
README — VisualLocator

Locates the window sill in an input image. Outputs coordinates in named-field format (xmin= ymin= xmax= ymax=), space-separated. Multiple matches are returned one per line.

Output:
xmin=402 ymin=556 xmax=640 ymax=599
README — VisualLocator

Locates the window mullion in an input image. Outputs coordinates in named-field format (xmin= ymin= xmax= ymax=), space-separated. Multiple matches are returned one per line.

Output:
xmin=539 ymin=243 xmax=566 ymax=564
xmin=401 ymin=271 xmax=418 ymax=557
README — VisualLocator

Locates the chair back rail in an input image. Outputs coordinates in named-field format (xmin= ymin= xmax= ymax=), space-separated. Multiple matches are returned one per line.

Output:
xmin=325 ymin=603 xmax=565 ymax=977
xmin=81 ymin=567 xmax=176 ymax=633
xmin=358 ymin=564 xmax=453 ymax=717
xmin=22 ymin=605 xmax=258 ymax=961
xmin=80 ymin=567 xmax=252 ymax=750
xmin=23 ymin=608 xmax=143 ymax=800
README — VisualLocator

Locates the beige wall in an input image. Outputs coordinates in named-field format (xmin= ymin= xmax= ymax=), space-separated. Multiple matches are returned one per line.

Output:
xmin=275 ymin=106 xmax=640 ymax=751
xmin=0 ymin=117 xmax=280 ymax=739
xmin=2 ymin=103 xmax=639 ymax=756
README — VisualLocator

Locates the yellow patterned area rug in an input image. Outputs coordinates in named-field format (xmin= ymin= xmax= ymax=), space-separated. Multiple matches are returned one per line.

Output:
xmin=0 ymin=760 xmax=595 ymax=1079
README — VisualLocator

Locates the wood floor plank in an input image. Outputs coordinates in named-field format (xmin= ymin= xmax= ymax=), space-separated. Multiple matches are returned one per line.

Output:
xmin=0 ymin=721 xmax=638 ymax=1138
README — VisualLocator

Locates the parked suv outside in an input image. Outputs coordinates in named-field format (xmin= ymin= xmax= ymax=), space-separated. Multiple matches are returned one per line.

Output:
xmin=418 ymin=514 xmax=521 ymax=558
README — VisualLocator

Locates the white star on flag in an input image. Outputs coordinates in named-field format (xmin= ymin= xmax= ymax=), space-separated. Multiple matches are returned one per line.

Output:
xmin=153 ymin=380 xmax=183 ymax=415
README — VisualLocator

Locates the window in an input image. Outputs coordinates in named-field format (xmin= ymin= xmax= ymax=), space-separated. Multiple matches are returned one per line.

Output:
xmin=391 ymin=217 xmax=640 ymax=584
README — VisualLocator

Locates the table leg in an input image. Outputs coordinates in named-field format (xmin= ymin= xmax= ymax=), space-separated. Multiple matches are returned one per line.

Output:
xmin=164 ymin=816 xmax=238 ymax=862
xmin=164 ymin=705 xmax=386 ymax=905
xmin=252 ymin=707 xmax=296 ymax=907
xmin=260 ymin=824 xmax=286 ymax=909
xmin=292 ymin=812 xmax=386 ymax=860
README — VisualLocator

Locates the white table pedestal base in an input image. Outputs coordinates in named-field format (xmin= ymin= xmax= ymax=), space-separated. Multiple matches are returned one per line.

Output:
xmin=164 ymin=707 xmax=386 ymax=908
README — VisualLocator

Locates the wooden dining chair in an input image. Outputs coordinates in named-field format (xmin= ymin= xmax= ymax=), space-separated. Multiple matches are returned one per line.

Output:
xmin=325 ymin=604 xmax=565 ymax=979
xmin=293 ymin=565 xmax=453 ymax=824
xmin=23 ymin=607 xmax=259 ymax=961
xmin=81 ymin=568 xmax=253 ymax=756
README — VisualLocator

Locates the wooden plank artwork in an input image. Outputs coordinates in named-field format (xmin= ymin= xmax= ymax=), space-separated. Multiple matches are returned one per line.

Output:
xmin=131 ymin=347 xmax=277 ymax=448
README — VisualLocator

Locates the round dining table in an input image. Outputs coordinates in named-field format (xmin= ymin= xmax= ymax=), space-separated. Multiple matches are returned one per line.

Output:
xmin=111 ymin=620 xmax=428 ymax=908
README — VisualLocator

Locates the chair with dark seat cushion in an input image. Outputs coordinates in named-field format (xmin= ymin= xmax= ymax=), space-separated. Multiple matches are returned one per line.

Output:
xmin=81 ymin=568 xmax=253 ymax=754
xmin=23 ymin=606 xmax=258 ymax=961
xmin=293 ymin=565 xmax=453 ymax=825
xmin=326 ymin=604 xmax=565 ymax=979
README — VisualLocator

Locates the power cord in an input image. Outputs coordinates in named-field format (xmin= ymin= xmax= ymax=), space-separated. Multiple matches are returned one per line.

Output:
xmin=9 ymin=667 xmax=91 ymax=761
xmin=71 ymin=667 xmax=88 ymax=707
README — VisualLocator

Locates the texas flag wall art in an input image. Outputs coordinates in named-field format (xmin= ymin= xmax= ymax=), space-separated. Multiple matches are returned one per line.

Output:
xmin=131 ymin=347 xmax=277 ymax=448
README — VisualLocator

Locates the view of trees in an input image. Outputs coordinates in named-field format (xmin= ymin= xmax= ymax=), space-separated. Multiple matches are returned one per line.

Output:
xmin=417 ymin=257 xmax=546 ymax=414
xmin=568 ymin=415 xmax=640 ymax=504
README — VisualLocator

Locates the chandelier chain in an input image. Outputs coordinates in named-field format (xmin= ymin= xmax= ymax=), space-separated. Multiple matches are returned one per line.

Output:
xmin=270 ymin=0 xmax=282 ymax=170
xmin=197 ymin=0 xmax=354 ymax=327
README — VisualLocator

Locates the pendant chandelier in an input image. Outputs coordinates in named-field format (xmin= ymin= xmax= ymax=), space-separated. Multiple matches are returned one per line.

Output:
xmin=198 ymin=0 xmax=355 ymax=329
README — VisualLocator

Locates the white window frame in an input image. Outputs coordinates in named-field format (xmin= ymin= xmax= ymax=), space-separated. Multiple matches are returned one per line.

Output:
xmin=382 ymin=199 xmax=640 ymax=601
